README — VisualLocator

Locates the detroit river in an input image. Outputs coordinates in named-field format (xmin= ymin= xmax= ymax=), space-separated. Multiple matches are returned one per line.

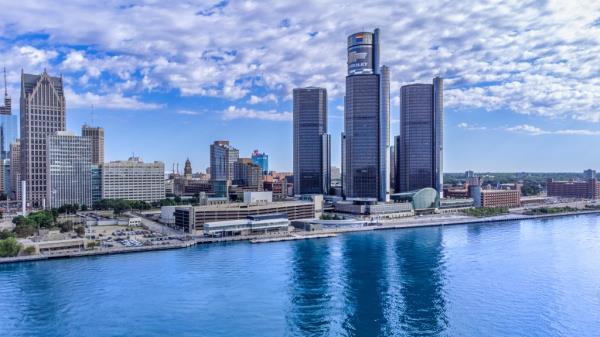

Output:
xmin=1 ymin=214 xmax=600 ymax=336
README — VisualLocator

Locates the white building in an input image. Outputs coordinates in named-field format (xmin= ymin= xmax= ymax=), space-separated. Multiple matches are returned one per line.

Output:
xmin=101 ymin=157 xmax=165 ymax=203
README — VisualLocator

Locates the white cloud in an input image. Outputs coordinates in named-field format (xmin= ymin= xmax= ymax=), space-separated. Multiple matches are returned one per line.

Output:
xmin=457 ymin=122 xmax=487 ymax=131
xmin=0 ymin=0 xmax=599 ymax=121
xmin=64 ymin=88 xmax=162 ymax=110
xmin=247 ymin=94 xmax=278 ymax=104
xmin=222 ymin=105 xmax=291 ymax=121
xmin=504 ymin=124 xmax=600 ymax=136
xmin=176 ymin=109 xmax=201 ymax=116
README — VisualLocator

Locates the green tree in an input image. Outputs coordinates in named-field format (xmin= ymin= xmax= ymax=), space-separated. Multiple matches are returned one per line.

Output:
xmin=75 ymin=226 xmax=85 ymax=237
xmin=0 ymin=230 xmax=15 ymax=240
xmin=0 ymin=237 xmax=22 ymax=257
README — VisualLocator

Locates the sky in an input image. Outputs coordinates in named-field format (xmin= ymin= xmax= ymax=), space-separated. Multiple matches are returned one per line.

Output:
xmin=0 ymin=0 xmax=599 ymax=173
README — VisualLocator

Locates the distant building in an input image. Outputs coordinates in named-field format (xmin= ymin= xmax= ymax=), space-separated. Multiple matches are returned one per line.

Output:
xmin=9 ymin=140 xmax=20 ymax=200
xmin=210 ymin=141 xmax=239 ymax=182
xmin=81 ymin=125 xmax=104 ymax=165
xmin=20 ymin=70 xmax=66 ymax=207
xmin=293 ymin=87 xmax=331 ymax=195
xmin=251 ymin=150 xmax=269 ymax=175
xmin=583 ymin=169 xmax=597 ymax=180
xmin=0 ymin=68 xmax=11 ymax=115
xmin=343 ymin=29 xmax=390 ymax=201
xmin=479 ymin=189 xmax=521 ymax=208
xmin=91 ymin=165 xmax=102 ymax=205
xmin=397 ymin=77 xmax=444 ymax=196
xmin=46 ymin=132 xmax=92 ymax=208
xmin=233 ymin=158 xmax=263 ymax=191
xmin=101 ymin=157 xmax=165 ymax=203
xmin=547 ymin=177 xmax=600 ymax=199
xmin=183 ymin=158 xmax=192 ymax=178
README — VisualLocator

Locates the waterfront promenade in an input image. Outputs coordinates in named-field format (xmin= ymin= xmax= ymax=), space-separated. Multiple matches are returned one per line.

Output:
xmin=2 ymin=209 xmax=599 ymax=265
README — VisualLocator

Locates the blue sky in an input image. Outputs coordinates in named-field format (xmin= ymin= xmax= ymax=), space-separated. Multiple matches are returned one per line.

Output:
xmin=1 ymin=0 xmax=599 ymax=173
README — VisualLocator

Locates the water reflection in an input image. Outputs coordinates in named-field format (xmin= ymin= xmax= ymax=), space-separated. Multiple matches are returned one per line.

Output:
xmin=395 ymin=228 xmax=448 ymax=336
xmin=341 ymin=234 xmax=390 ymax=337
xmin=286 ymin=239 xmax=332 ymax=336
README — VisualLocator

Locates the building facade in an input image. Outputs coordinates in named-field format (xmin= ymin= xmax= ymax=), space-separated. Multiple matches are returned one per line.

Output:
xmin=293 ymin=87 xmax=330 ymax=195
xmin=101 ymin=157 xmax=165 ymax=202
xmin=343 ymin=29 xmax=390 ymax=201
xmin=397 ymin=77 xmax=444 ymax=196
xmin=233 ymin=158 xmax=263 ymax=191
xmin=210 ymin=141 xmax=239 ymax=182
xmin=20 ymin=70 xmax=66 ymax=207
xmin=547 ymin=178 xmax=600 ymax=199
xmin=251 ymin=150 xmax=269 ymax=175
xmin=46 ymin=132 xmax=92 ymax=208
xmin=479 ymin=189 xmax=521 ymax=208
xmin=81 ymin=124 xmax=104 ymax=165
xmin=10 ymin=140 xmax=20 ymax=200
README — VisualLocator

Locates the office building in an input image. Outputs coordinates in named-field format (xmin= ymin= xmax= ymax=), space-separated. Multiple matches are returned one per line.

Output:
xmin=479 ymin=189 xmax=521 ymax=208
xmin=293 ymin=87 xmax=331 ymax=195
xmin=20 ymin=70 xmax=66 ymax=207
xmin=10 ymin=140 xmax=20 ymax=200
xmin=81 ymin=125 xmax=104 ymax=165
xmin=233 ymin=158 xmax=263 ymax=191
xmin=397 ymin=77 xmax=444 ymax=195
xmin=251 ymin=150 xmax=269 ymax=175
xmin=210 ymin=140 xmax=239 ymax=182
xmin=547 ymin=177 xmax=600 ymax=199
xmin=46 ymin=132 xmax=92 ymax=208
xmin=91 ymin=165 xmax=102 ymax=204
xmin=101 ymin=157 xmax=165 ymax=202
xmin=343 ymin=29 xmax=390 ymax=201
xmin=173 ymin=199 xmax=316 ymax=233
xmin=0 ymin=71 xmax=18 ymax=195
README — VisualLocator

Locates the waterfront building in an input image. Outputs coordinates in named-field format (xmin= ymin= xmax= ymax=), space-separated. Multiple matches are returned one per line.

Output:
xmin=81 ymin=125 xmax=104 ymax=165
xmin=397 ymin=77 xmax=444 ymax=196
xmin=203 ymin=214 xmax=290 ymax=237
xmin=293 ymin=87 xmax=331 ymax=195
xmin=343 ymin=29 xmax=390 ymax=201
xmin=9 ymin=140 xmax=20 ymax=200
xmin=173 ymin=199 xmax=317 ymax=233
xmin=46 ymin=131 xmax=92 ymax=208
xmin=547 ymin=177 xmax=600 ymax=199
xmin=251 ymin=150 xmax=269 ymax=175
xmin=101 ymin=157 xmax=165 ymax=203
xmin=479 ymin=189 xmax=521 ymax=208
xmin=20 ymin=70 xmax=66 ymax=208
xmin=391 ymin=187 xmax=440 ymax=211
xmin=334 ymin=199 xmax=413 ymax=218
xmin=210 ymin=141 xmax=239 ymax=182
xmin=233 ymin=158 xmax=263 ymax=191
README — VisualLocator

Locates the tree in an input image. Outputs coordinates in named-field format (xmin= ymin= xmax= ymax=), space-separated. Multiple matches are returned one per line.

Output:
xmin=59 ymin=221 xmax=75 ymax=233
xmin=75 ymin=226 xmax=85 ymax=237
xmin=0 ymin=230 xmax=14 ymax=240
xmin=23 ymin=246 xmax=36 ymax=255
xmin=0 ymin=237 xmax=22 ymax=257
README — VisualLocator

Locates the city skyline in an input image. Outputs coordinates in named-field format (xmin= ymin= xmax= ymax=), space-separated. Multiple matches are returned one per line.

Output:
xmin=0 ymin=1 xmax=599 ymax=172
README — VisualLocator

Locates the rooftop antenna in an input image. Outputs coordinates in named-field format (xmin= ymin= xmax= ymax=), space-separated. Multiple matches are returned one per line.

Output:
xmin=3 ymin=67 xmax=7 ymax=97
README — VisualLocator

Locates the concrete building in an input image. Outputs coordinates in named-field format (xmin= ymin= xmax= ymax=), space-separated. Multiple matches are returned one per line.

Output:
xmin=81 ymin=125 xmax=104 ymax=165
xmin=210 ymin=141 xmax=239 ymax=182
xmin=9 ymin=140 xmax=20 ymax=200
xmin=547 ymin=178 xmax=600 ymax=199
xmin=203 ymin=214 xmax=290 ymax=237
xmin=46 ymin=131 xmax=92 ymax=208
xmin=397 ymin=77 xmax=444 ymax=196
xmin=20 ymin=70 xmax=66 ymax=208
xmin=479 ymin=189 xmax=521 ymax=208
xmin=343 ymin=29 xmax=390 ymax=201
xmin=293 ymin=87 xmax=330 ymax=195
xmin=251 ymin=150 xmax=269 ymax=175
xmin=243 ymin=191 xmax=273 ymax=204
xmin=101 ymin=157 xmax=165 ymax=203
xmin=233 ymin=158 xmax=263 ymax=191
xmin=173 ymin=200 xmax=316 ymax=233
xmin=334 ymin=199 xmax=413 ymax=217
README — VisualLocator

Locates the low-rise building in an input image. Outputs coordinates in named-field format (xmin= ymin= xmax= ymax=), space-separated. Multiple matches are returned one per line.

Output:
xmin=334 ymin=199 xmax=413 ymax=217
xmin=479 ymin=189 xmax=521 ymax=208
xmin=547 ymin=178 xmax=600 ymax=199
xmin=203 ymin=214 xmax=289 ymax=237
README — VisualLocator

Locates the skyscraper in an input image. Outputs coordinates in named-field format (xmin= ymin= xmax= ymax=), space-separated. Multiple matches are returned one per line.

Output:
xmin=293 ymin=87 xmax=330 ymax=195
xmin=101 ymin=157 xmax=165 ymax=202
xmin=251 ymin=150 xmax=269 ymax=175
xmin=233 ymin=158 xmax=263 ymax=191
xmin=397 ymin=77 xmax=444 ymax=194
xmin=46 ymin=131 xmax=92 ymax=208
xmin=210 ymin=141 xmax=239 ymax=182
xmin=81 ymin=124 xmax=104 ymax=165
xmin=20 ymin=70 xmax=66 ymax=207
xmin=343 ymin=29 xmax=390 ymax=201
xmin=0 ymin=69 xmax=17 ymax=196
xmin=10 ymin=140 xmax=20 ymax=200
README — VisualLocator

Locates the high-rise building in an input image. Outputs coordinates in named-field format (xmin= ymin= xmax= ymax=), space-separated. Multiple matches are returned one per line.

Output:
xmin=81 ymin=124 xmax=104 ymax=165
xmin=20 ymin=70 xmax=66 ymax=207
xmin=0 ymin=69 xmax=18 ymax=196
xmin=101 ymin=157 xmax=165 ymax=202
xmin=210 ymin=141 xmax=239 ymax=182
xmin=91 ymin=164 xmax=102 ymax=205
xmin=251 ymin=150 xmax=269 ymax=175
xmin=46 ymin=131 xmax=92 ymax=208
xmin=293 ymin=87 xmax=331 ymax=195
xmin=10 ymin=140 xmax=20 ymax=200
xmin=397 ymin=77 xmax=444 ymax=195
xmin=343 ymin=29 xmax=390 ymax=201
xmin=233 ymin=158 xmax=263 ymax=191
xmin=0 ymin=68 xmax=11 ymax=115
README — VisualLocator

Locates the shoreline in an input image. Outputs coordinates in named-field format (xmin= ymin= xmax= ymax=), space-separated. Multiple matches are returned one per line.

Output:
xmin=2 ymin=210 xmax=599 ymax=265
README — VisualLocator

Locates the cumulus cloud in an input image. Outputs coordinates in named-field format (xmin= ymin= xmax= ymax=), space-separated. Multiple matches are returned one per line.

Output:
xmin=64 ymin=88 xmax=163 ymax=110
xmin=247 ymin=94 xmax=278 ymax=104
xmin=222 ymin=105 xmax=291 ymax=121
xmin=457 ymin=122 xmax=487 ymax=131
xmin=0 ymin=0 xmax=599 ymax=120
xmin=176 ymin=109 xmax=201 ymax=115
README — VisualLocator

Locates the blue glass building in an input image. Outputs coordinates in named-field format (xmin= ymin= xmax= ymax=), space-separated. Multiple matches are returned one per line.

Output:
xmin=251 ymin=150 xmax=269 ymax=175
xmin=0 ymin=106 xmax=17 ymax=160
